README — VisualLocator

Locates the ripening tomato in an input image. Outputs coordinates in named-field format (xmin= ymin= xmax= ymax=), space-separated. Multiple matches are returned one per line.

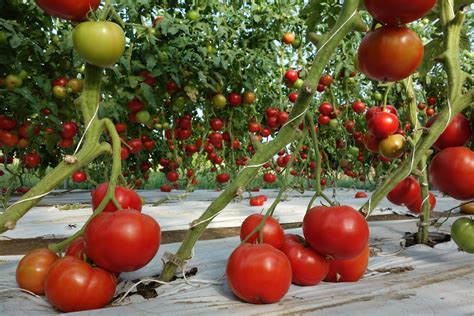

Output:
xmin=387 ymin=176 xmax=421 ymax=206
xmin=16 ymin=248 xmax=59 ymax=295
xmin=428 ymin=147 xmax=474 ymax=200
xmin=240 ymin=214 xmax=285 ymax=249
xmin=378 ymin=134 xmax=405 ymax=159
xmin=303 ymin=205 xmax=369 ymax=259
xmin=84 ymin=209 xmax=161 ymax=272
xmin=226 ymin=243 xmax=292 ymax=304
xmin=364 ymin=0 xmax=436 ymax=25
xmin=319 ymin=74 xmax=333 ymax=87
xmin=324 ymin=244 xmax=369 ymax=282
xmin=426 ymin=113 xmax=472 ymax=151
xmin=460 ymin=202 xmax=474 ymax=215
xmin=358 ymin=26 xmax=423 ymax=82
xmin=243 ymin=91 xmax=256 ymax=104
xmin=212 ymin=93 xmax=227 ymax=109
xmin=91 ymin=183 xmax=142 ymax=212
xmin=34 ymin=0 xmax=100 ymax=20
xmin=45 ymin=257 xmax=116 ymax=312
xmin=73 ymin=21 xmax=125 ymax=67
xmin=282 ymin=32 xmax=295 ymax=45
xmin=280 ymin=235 xmax=329 ymax=286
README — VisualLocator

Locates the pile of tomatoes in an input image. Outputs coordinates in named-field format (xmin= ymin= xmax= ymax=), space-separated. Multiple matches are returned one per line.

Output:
xmin=15 ymin=183 xmax=161 ymax=312
xmin=227 ymin=205 xmax=369 ymax=304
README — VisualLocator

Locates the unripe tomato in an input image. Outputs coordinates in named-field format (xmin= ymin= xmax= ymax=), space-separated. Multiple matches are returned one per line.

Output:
xmin=16 ymin=248 xmax=59 ymax=295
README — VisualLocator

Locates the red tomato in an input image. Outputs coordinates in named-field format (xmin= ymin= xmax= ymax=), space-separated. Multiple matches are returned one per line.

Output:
xmin=0 ymin=115 xmax=17 ymax=131
xmin=263 ymin=172 xmax=277 ymax=184
xmin=22 ymin=152 xmax=41 ymax=169
xmin=0 ymin=131 xmax=19 ymax=147
xmin=91 ymin=183 xmax=142 ymax=212
xmin=84 ymin=209 xmax=161 ymax=272
xmin=365 ymin=105 xmax=398 ymax=121
xmin=355 ymin=191 xmax=368 ymax=199
xmin=352 ymin=101 xmax=366 ymax=114
xmin=426 ymin=113 xmax=472 ymax=151
xmin=216 ymin=173 xmax=230 ymax=183
xmin=324 ymin=244 xmax=369 ymax=282
xmin=61 ymin=121 xmax=78 ymax=139
xmin=248 ymin=122 xmax=260 ymax=133
xmin=406 ymin=192 xmax=436 ymax=214
xmin=319 ymin=102 xmax=333 ymax=115
xmin=35 ymin=0 xmax=100 ymax=20
xmin=303 ymin=205 xmax=369 ymax=259
xmin=72 ymin=170 xmax=87 ymax=183
xmin=318 ymin=115 xmax=331 ymax=125
xmin=288 ymin=92 xmax=298 ymax=103
xmin=160 ymin=184 xmax=172 ymax=192
xmin=249 ymin=196 xmax=265 ymax=206
xmin=387 ymin=176 xmax=421 ymax=206
xmin=115 ymin=122 xmax=127 ymax=133
xmin=240 ymin=214 xmax=284 ymax=249
xmin=368 ymin=112 xmax=399 ymax=138
xmin=210 ymin=118 xmax=223 ymax=131
xmin=280 ymin=235 xmax=329 ymax=286
xmin=429 ymin=147 xmax=474 ymax=200
xmin=364 ymin=0 xmax=436 ymax=25
xmin=65 ymin=237 xmax=86 ymax=260
xmin=45 ymin=257 xmax=116 ymax=312
xmin=319 ymin=74 xmax=333 ymax=87
xmin=127 ymin=138 xmax=143 ymax=154
xmin=228 ymin=92 xmax=242 ymax=106
xmin=363 ymin=133 xmax=381 ymax=153
xmin=284 ymin=69 xmax=298 ymax=83
xmin=16 ymin=248 xmax=59 ymax=295
xmin=58 ymin=137 xmax=73 ymax=149
xmin=127 ymin=97 xmax=144 ymax=112
xmin=226 ymin=243 xmax=292 ymax=304
xmin=358 ymin=26 xmax=423 ymax=82
xmin=166 ymin=171 xmax=179 ymax=182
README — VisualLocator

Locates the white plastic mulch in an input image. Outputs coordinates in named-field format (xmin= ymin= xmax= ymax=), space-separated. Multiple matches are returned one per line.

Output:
xmin=0 ymin=217 xmax=473 ymax=315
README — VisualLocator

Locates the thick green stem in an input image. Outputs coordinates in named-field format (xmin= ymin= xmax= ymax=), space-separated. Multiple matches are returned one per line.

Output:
xmin=0 ymin=64 xmax=108 ymax=234
xmin=159 ymin=0 xmax=366 ymax=283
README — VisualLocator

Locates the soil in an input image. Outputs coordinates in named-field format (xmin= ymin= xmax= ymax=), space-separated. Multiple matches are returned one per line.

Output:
xmin=0 ymin=213 xmax=452 ymax=255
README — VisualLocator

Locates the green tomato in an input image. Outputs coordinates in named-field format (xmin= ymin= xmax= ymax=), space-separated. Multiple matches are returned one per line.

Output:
xmin=166 ymin=152 xmax=174 ymax=159
xmin=136 ymin=110 xmax=151 ymax=124
xmin=154 ymin=123 xmax=163 ymax=129
xmin=5 ymin=74 xmax=22 ymax=90
xmin=329 ymin=119 xmax=339 ymax=129
xmin=18 ymin=70 xmax=29 ymax=80
xmin=163 ymin=122 xmax=170 ymax=129
xmin=172 ymin=96 xmax=187 ymax=111
xmin=293 ymin=79 xmax=304 ymax=89
xmin=212 ymin=93 xmax=227 ymax=109
xmin=451 ymin=217 xmax=474 ymax=254
xmin=373 ymin=91 xmax=383 ymax=101
xmin=52 ymin=86 xmax=68 ymax=99
xmin=73 ymin=21 xmax=125 ymax=67
xmin=291 ymin=38 xmax=301 ymax=48
xmin=186 ymin=10 xmax=200 ymax=21
xmin=348 ymin=146 xmax=359 ymax=157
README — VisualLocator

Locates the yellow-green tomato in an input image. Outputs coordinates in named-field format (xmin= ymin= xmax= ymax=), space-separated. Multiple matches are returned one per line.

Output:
xmin=73 ymin=21 xmax=125 ymax=67
xmin=212 ymin=93 xmax=227 ymax=109
xmin=378 ymin=134 xmax=405 ymax=159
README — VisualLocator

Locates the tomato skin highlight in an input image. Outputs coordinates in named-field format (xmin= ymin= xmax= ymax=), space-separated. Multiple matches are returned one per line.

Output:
xmin=16 ymin=248 xmax=59 ymax=295
xmin=358 ymin=26 xmax=423 ymax=82
xmin=44 ymin=257 xmax=117 ymax=312
xmin=226 ymin=243 xmax=292 ymax=304
xmin=303 ymin=205 xmax=369 ymax=259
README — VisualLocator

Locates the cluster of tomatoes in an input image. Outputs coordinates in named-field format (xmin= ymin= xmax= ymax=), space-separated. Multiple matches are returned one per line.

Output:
xmin=15 ymin=183 xmax=161 ymax=312
xmin=227 ymin=205 xmax=369 ymax=303
xmin=51 ymin=76 xmax=84 ymax=100
xmin=358 ymin=0 xmax=436 ymax=82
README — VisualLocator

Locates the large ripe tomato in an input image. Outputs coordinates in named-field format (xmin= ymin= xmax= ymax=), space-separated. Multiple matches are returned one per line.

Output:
xmin=226 ymin=243 xmax=291 ymax=304
xmin=91 ymin=182 xmax=142 ymax=212
xmin=280 ymin=235 xmax=329 ymax=286
xmin=451 ymin=217 xmax=474 ymax=254
xmin=73 ymin=21 xmax=125 ymax=67
xmin=406 ymin=192 xmax=436 ymax=214
xmin=364 ymin=0 xmax=436 ymax=25
xmin=303 ymin=205 xmax=369 ymax=259
xmin=240 ymin=214 xmax=284 ymax=249
xmin=428 ymin=147 xmax=474 ymax=200
xmin=426 ymin=113 xmax=472 ymax=151
xmin=84 ymin=209 xmax=161 ymax=272
xmin=387 ymin=176 xmax=421 ymax=206
xmin=324 ymin=244 xmax=369 ymax=282
xmin=358 ymin=26 xmax=423 ymax=82
xmin=16 ymin=248 xmax=59 ymax=295
xmin=35 ymin=0 xmax=100 ymax=21
xmin=368 ymin=112 xmax=399 ymax=139
xmin=45 ymin=257 xmax=116 ymax=312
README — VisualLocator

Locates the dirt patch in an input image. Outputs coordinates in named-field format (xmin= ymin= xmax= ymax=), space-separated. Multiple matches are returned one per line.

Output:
xmin=404 ymin=231 xmax=451 ymax=248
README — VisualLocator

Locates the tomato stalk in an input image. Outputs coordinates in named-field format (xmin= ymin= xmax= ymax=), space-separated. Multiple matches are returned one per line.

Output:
xmin=360 ymin=5 xmax=473 ymax=217
xmin=158 ymin=0 xmax=368 ymax=283
xmin=417 ymin=154 xmax=431 ymax=244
